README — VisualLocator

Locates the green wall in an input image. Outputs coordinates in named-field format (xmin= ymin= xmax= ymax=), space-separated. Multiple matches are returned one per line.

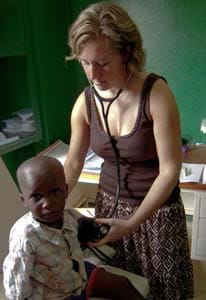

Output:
xmin=1 ymin=0 xmax=96 ymax=180
xmin=65 ymin=0 xmax=96 ymax=97
xmin=1 ymin=0 xmax=74 ymax=179
xmin=2 ymin=0 xmax=206 ymax=180
xmin=117 ymin=0 xmax=206 ymax=143
xmin=26 ymin=0 xmax=72 ymax=145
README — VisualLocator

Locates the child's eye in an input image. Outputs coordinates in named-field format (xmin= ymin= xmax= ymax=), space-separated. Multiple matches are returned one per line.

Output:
xmin=32 ymin=194 xmax=42 ymax=202
xmin=98 ymin=61 xmax=109 ymax=67
xmin=81 ymin=60 xmax=89 ymax=66
xmin=50 ymin=189 xmax=61 ymax=196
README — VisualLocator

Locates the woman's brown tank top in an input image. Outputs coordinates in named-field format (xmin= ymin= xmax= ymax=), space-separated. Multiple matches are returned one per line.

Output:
xmin=84 ymin=73 xmax=180 ymax=203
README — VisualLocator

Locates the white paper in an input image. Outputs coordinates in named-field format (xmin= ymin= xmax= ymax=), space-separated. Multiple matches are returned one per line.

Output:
xmin=42 ymin=143 xmax=103 ymax=173
xmin=83 ymin=148 xmax=103 ymax=173
xmin=202 ymin=165 xmax=206 ymax=184
xmin=43 ymin=142 xmax=68 ymax=165
xmin=180 ymin=163 xmax=205 ymax=183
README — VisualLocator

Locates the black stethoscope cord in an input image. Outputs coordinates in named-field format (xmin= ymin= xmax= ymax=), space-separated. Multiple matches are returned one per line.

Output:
xmin=92 ymin=86 xmax=122 ymax=218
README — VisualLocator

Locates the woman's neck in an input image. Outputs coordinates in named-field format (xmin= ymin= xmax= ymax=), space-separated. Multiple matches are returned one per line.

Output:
xmin=93 ymin=71 xmax=134 ymax=101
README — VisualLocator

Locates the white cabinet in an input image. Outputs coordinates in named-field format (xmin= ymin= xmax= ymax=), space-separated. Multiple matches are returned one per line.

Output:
xmin=191 ymin=192 xmax=206 ymax=260
xmin=181 ymin=189 xmax=195 ymax=216
xmin=181 ymin=188 xmax=206 ymax=261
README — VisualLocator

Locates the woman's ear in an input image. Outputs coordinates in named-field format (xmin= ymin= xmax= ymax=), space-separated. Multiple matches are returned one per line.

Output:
xmin=123 ymin=46 xmax=132 ymax=61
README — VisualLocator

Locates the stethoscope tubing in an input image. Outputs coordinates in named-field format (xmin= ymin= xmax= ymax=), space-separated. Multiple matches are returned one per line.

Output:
xmin=92 ymin=86 xmax=122 ymax=218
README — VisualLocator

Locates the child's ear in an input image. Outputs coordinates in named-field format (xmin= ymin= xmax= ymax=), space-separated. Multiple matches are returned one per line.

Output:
xmin=65 ymin=183 xmax=69 ymax=198
xmin=20 ymin=194 xmax=28 ymax=208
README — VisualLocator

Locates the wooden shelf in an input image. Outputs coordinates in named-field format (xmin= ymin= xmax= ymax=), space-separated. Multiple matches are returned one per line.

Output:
xmin=182 ymin=145 xmax=206 ymax=164
xmin=0 ymin=133 xmax=41 ymax=156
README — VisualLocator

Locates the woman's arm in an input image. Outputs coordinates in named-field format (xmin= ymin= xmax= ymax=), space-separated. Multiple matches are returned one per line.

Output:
xmin=64 ymin=91 xmax=90 ymax=193
xmin=93 ymin=79 xmax=182 ymax=244
xmin=128 ymin=78 xmax=182 ymax=224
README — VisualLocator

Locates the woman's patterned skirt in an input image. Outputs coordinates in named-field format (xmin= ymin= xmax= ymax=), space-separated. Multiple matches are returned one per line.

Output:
xmin=95 ymin=188 xmax=194 ymax=300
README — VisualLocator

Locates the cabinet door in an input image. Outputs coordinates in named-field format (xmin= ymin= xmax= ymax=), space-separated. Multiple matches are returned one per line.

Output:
xmin=0 ymin=0 xmax=42 ymax=155
xmin=200 ymin=196 xmax=206 ymax=218
xmin=0 ymin=0 xmax=25 ymax=55
xmin=191 ymin=192 xmax=206 ymax=260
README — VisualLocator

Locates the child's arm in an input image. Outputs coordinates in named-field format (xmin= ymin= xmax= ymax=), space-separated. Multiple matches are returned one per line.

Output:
xmin=88 ymin=267 xmax=145 ymax=300
xmin=3 ymin=238 xmax=34 ymax=300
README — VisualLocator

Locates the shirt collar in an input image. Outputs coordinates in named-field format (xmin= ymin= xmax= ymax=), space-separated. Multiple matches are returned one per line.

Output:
xmin=28 ymin=212 xmax=76 ymax=246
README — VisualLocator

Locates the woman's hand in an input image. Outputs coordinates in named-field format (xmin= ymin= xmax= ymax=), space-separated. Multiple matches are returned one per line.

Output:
xmin=89 ymin=217 xmax=137 ymax=246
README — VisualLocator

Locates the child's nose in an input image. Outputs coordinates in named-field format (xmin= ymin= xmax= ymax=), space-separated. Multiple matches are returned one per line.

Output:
xmin=42 ymin=197 xmax=53 ymax=209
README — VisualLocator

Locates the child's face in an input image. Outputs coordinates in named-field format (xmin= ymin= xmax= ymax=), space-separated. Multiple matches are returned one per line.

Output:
xmin=21 ymin=170 xmax=68 ymax=226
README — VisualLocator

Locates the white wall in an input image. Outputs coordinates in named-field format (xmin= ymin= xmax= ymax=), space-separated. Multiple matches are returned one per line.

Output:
xmin=0 ymin=158 xmax=26 ymax=269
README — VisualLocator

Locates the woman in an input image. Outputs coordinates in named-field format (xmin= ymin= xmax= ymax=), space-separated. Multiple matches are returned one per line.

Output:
xmin=64 ymin=2 xmax=193 ymax=299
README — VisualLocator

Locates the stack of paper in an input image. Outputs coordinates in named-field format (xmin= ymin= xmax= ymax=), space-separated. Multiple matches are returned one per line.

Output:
xmin=42 ymin=141 xmax=69 ymax=165
xmin=83 ymin=147 xmax=103 ymax=174
xmin=41 ymin=141 xmax=103 ymax=174
xmin=180 ymin=163 xmax=205 ymax=183
xmin=202 ymin=165 xmax=206 ymax=184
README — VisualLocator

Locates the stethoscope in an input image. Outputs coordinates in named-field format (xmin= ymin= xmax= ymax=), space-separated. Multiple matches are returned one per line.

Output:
xmin=91 ymin=85 xmax=123 ymax=218
xmin=82 ymin=81 xmax=132 ymax=263
xmin=84 ymin=84 xmax=123 ymax=262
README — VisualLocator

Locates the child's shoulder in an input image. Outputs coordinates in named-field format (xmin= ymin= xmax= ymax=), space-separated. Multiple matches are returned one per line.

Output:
xmin=9 ymin=212 xmax=38 ymax=251
xmin=10 ymin=212 xmax=37 ymax=239
xmin=64 ymin=207 xmax=82 ymax=220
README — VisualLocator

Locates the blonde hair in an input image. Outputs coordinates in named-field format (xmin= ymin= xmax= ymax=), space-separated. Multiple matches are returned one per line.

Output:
xmin=67 ymin=2 xmax=146 ymax=73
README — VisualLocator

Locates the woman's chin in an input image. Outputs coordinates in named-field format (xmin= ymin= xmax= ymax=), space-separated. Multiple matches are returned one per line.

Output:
xmin=93 ymin=81 xmax=108 ymax=90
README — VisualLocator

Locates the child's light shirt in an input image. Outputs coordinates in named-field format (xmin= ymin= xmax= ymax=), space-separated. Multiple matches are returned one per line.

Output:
xmin=3 ymin=208 xmax=87 ymax=300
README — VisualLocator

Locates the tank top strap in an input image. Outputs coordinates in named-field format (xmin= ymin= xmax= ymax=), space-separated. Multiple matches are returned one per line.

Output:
xmin=140 ymin=73 xmax=167 ymax=121
xmin=84 ymin=86 xmax=93 ymax=122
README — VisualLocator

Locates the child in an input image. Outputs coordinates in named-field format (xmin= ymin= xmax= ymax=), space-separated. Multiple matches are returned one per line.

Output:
xmin=3 ymin=156 xmax=144 ymax=300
